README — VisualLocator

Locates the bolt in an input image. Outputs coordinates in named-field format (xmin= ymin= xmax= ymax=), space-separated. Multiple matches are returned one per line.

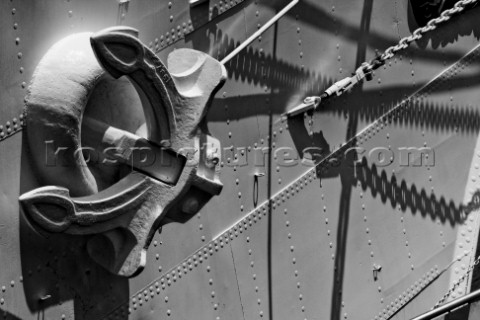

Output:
xmin=39 ymin=294 xmax=52 ymax=302
xmin=160 ymin=139 xmax=171 ymax=147
xmin=205 ymin=152 xmax=219 ymax=168
xmin=182 ymin=197 xmax=199 ymax=215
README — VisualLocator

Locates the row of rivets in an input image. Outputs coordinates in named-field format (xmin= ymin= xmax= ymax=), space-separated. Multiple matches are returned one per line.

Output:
xmin=151 ymin=21 xmax=194 ymax=52
xmin=398 ymin=213 xmax=414 ymax=270
xmin=434 ymin=251 xmax=477 ymax=307
xmin=360 ymin=198 xmax=380 ymax=271
xmin=282 ymin=205 xmax=308 ymax=316
xmin=10 ymin=4 xmax=26 ymax=89
xmin=150 ymin=0 xmax=246 ymax=53
xmin=0 ymin=272 xmax=24 ymax=312
xmin=245 ymin=231 xmax=266 ymax=318
xmin=0 ymin=112 xmax=25 ymax=141
xmin=204 ymin=264 xmax=221 ymax=318
xmin=373 ymin=266 xmax=439 ymax=320
xmin=320 ymin=193 xmax=335 ymax=259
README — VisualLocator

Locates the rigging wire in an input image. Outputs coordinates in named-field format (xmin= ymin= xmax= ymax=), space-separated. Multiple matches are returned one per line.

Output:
xmin=410 ymin=253 xmax=480 ymax=320
xmin=220 ymin=0 xmax=299 ymax=65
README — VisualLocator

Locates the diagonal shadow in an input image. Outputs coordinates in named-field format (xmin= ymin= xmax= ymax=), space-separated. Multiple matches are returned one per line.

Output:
xmin=327 ymin=0 xmax=374 ymax=319
xmin=0 ymin=308 xmax=21 ymax=320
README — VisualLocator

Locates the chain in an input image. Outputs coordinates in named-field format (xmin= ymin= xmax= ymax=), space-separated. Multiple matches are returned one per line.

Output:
xmin=367 ymin=0 xmax=478 ymax=72
xmin=286 ymin=0 xmax=479 ymax=117
xmin=433 ymin=254 xmax=480 ymax=308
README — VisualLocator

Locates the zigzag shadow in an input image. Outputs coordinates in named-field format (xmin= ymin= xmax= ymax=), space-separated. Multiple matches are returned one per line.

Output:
xmin=287 ymin=115 xmax=474 ymax=228
xmin=209 ymin=71 xmax=480 ymax=137
xmin=201 ymin=29 xmax=480 ymax=131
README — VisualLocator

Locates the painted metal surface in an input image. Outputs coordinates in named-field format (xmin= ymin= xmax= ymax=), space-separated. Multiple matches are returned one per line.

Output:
xmin=1 ymin=0 xmax=480 ymax=319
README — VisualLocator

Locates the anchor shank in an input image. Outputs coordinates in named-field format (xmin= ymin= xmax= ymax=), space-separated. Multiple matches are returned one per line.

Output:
xmin=83 ymin=117 xmax=185 ymax=185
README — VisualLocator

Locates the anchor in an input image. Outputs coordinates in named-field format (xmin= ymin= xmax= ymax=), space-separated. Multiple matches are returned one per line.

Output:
xmin=19 ymin=27 xmax=225 ymax=277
